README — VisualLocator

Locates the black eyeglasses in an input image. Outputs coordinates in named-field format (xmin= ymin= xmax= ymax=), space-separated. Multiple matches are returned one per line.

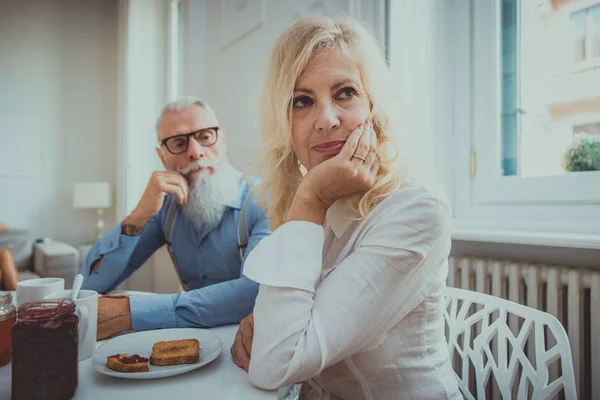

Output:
xmin=160 ymin=127 xmax=219 ymax=155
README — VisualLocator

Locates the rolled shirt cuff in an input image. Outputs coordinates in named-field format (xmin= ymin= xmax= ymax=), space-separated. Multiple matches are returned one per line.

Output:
xmin=244 ymin=221 xmax=324 ymax=293
xmin=129 ymin=293 xmax=178 ymax=331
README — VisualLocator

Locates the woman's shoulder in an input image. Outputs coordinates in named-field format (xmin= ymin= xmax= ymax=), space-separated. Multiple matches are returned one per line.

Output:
xmin=370 ymin=175 xmax=452 ymax=231
xmin=353 ymin=175 xmax=452 ymax=259
xmin=391 ymin=175 xmax=450 ymax=208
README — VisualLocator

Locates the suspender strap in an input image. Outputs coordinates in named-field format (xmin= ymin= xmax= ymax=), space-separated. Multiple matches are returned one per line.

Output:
xmin=237 ymin=190 xmax=253 ymax=261
xmin=165 ymin=198 xmax=178 ymax=247
xmin=165 ymin=189 xmax=253 ymax=290
xmin=165 ymin=199 xmax=187 ymax=290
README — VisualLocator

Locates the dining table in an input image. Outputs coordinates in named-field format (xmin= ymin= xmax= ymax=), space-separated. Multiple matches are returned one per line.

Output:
xmin=0 ymin=291 xmax=277 ymax=400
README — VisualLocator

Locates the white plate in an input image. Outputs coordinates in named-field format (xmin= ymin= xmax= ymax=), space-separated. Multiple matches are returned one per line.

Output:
xmin=93 ymin=328 xmax=223 ymax=380
xmin=107 ymin=290 xmax=154 ymax=296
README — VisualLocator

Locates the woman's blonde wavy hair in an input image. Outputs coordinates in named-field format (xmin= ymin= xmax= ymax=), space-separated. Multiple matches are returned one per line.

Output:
xmin=255 ymin=16 xmax=405 ymax=229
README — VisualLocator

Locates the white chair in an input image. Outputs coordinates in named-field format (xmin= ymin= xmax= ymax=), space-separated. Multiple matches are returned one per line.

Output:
xmin=443 ymin=287 xmax=577 ymax=400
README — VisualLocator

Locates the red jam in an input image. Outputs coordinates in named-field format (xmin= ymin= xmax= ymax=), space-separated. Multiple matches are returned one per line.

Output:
xmin=12 ymin=300 xmax=79 ymax=400
xmin=111 ymin=354 xmax=149 ymax=364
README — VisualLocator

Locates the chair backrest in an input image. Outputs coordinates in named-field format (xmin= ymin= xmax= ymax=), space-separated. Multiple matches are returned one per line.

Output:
xmin=443 ymin=287 xmax=577 ymax=400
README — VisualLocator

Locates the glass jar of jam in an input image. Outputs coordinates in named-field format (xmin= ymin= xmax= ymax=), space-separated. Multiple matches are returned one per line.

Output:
xmin=0 ymin=292 xmax=17 ymax=367
xmin=12 ymin=299 xmax=79 ymax=400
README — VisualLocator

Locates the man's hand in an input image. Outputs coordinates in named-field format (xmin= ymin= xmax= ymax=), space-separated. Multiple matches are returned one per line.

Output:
xmin=231 ymin=313 xmax=254 ymax=372
xmin=97 ymin=295 xmax=133 ymax=340
xmin=126 ymin=171 xmax=190 ymax=230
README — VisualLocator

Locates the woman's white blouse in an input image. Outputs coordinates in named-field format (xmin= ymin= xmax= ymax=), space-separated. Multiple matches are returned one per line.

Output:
xmin=244 ymin=181 xmax=461 ymax=400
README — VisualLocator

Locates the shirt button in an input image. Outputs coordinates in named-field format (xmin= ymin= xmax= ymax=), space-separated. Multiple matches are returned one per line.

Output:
xmin=109 ymin=242 xmax=114 ymax=249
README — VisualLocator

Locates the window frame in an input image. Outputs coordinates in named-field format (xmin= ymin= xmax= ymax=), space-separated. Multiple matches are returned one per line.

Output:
xmin=451 ymin=0 xmax=600 ymax=245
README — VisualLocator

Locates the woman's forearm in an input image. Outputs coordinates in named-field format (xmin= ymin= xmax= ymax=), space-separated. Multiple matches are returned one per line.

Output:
xmin=286 ymin=186 xmax=329 ymax=226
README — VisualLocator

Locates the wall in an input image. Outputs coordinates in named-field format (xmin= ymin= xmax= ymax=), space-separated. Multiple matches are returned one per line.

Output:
xmin=0 ymin=0 xmax=119 ymax=246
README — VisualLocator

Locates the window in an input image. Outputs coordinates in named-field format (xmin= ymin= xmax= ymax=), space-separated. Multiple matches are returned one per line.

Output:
xmin=452 ymin=0 xmax=600 ymax=242
xmin=574 ymin=121 xmax=600 ymax=136
xmin=570 ymin=4 xmax=600 ymax=62
xmin=500 ymin=0 xmax=600 ymax=179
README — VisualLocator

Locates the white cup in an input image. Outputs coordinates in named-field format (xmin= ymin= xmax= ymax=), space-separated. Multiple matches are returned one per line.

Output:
xmin=44 ymin=289 xmax=98 ymax=361
xmin=16 ymin=278 xmax=65 ymax=307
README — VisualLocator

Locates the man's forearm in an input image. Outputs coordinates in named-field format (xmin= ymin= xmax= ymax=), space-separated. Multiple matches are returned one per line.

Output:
xmin=80 ymin=222 xmax=151 ymax=293
xmin=88 ymin=210 xmax=148 ymax=276
xmin=182 ymin=276 xmax=259 ymax=327
xmin=121 ymin=209 xmax=150 ymax=237
xmin=129 ymin=276 xmax=260 ymax=331
xmin=97 ymin=296 xmax=133 ymax=339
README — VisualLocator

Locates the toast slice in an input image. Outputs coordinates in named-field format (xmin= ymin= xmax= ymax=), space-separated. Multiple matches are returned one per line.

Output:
xmin=106 ymin=353 xmax=149 ymax=373
xmin=150 ymin=339 xmax=200 ymax=366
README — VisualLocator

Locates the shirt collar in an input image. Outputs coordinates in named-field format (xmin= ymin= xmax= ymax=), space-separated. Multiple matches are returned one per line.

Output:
xmin=325 ymin=195 xmax=360 ymax=239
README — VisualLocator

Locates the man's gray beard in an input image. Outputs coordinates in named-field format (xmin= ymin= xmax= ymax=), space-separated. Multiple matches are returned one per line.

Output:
xmin=180 ymin=162 xmax=239 ymax=228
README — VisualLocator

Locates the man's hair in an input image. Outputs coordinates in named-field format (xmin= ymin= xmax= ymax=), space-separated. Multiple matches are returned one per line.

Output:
xmin=155 ymin=96 xmax=216 ymax=135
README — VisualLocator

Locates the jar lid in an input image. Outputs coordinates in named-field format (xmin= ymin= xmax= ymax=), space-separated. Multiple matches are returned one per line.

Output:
xmin=0 ymin=291 xmax=13 ymax=304
xmin=0 ymin=292 xmax=16 ymax=322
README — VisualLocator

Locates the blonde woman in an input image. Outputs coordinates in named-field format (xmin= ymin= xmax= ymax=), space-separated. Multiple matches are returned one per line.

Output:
xmin=231 ymin=16 xmax=461 ymax=400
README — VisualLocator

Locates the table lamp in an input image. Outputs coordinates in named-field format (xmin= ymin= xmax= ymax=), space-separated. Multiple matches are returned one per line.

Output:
xmin=73 ymin=182 xmax=112 ymax=241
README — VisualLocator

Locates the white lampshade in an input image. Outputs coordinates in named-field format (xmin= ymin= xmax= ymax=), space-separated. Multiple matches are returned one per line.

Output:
xmin=73 ymin=182 xmax=111 ymax=209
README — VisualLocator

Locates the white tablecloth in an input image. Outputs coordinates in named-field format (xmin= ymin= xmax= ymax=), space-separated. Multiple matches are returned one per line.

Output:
xmin=0 ymin=291 xmax=276 ymax=400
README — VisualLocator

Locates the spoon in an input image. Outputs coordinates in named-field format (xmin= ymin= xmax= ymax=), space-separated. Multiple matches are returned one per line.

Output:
xmin=71 ymin=274 xmax=84 ymax=300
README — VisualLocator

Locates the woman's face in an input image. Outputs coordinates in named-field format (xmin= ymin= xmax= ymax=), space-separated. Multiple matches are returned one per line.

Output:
xmin=291 ymin=48 xmax=371 ymax=171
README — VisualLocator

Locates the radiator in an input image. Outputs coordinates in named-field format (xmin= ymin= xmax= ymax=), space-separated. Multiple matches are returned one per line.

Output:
xmin=448 ymin=256 xmax=600 ymax=400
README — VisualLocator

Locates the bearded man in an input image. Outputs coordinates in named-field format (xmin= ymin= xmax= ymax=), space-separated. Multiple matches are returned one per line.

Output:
xmin=80 ymin=97 xmax=270 ymax=339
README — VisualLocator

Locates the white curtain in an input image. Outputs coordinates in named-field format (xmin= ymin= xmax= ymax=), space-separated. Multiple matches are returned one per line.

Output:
xmin=117 ymin=0 xmax=181 ymax=293
xmin=123 ymin=0 xmax=168 ymax=217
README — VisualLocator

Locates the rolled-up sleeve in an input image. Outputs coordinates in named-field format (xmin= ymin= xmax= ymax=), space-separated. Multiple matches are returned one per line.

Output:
xmin=80 ymin=216 xmax=164 ymax=294
xmin=129 ymin=293 xmax=178 ymax=331
xmin=128 ymin=276 xmax=260 ymax=331
xmin=245 ymin=196 xmax=451 ymax=390
xmin=244 ymin=222 xmax=323 ymax=291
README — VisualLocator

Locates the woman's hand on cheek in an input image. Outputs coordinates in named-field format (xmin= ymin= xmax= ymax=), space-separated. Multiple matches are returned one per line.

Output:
xmin=298 ymin=121 xmax=380 ymax=211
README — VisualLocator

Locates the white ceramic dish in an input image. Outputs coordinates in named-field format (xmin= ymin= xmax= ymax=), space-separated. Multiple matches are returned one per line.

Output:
xmin=93 ymin=328 xmax=222 ymax=380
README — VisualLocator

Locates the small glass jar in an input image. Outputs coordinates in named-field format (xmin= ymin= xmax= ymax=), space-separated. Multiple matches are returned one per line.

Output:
xmin=0 ymin=292 xmax=17 ymax=367
xmin=12 ymin=299 xmax=79 ymax=400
